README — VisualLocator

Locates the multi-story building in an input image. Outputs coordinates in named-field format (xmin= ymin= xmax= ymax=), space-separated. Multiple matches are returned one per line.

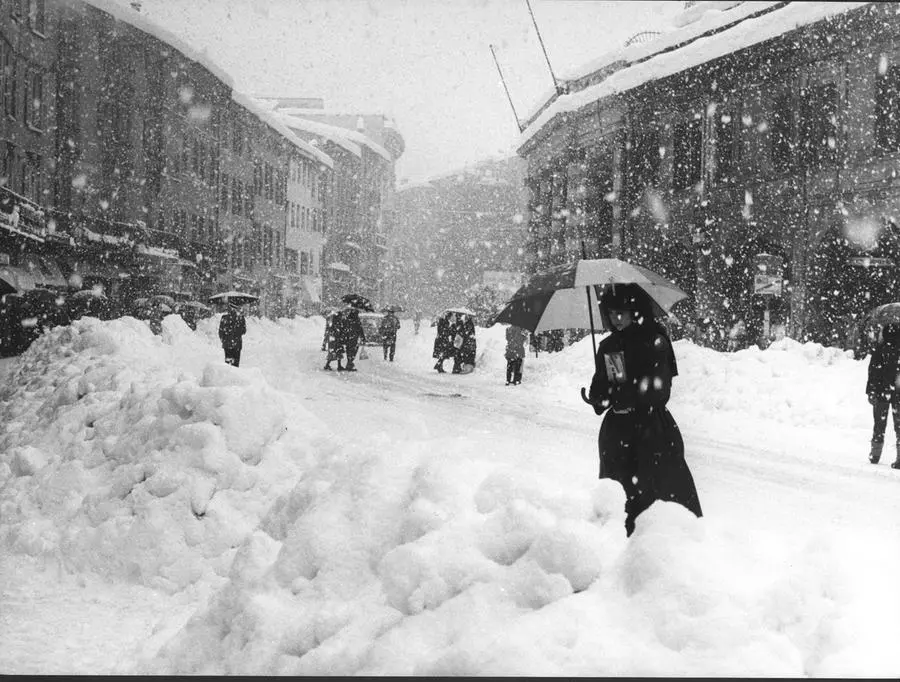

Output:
xmin=1 ymin=0 xmax=339 ymax=319
xmin=393 ymin=156 xmax=528 ymax=315
xmin=518 ymin=1 xmax=900 ymax=347
xmin=266 ymin=99 xmax=405 ymax=307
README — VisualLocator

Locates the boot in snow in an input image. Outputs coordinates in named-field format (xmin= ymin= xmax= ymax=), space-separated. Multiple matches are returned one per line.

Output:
xmin=870 ymin=439 xmax=884 ymax=464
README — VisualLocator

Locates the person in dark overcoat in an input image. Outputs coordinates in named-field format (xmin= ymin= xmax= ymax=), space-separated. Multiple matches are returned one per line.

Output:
xmin=505 ymin=324 xmax=529 ymax=385
xmin=379 ymin=310 xmax=401 ymax=361
xmin=865 ymin=323 xmax=900 ymax=468
xmin=322 ymin=309 xmax=344 ymax=370
xmin=586 ymin=283 xmax=702 ymax=536
xmin=218 ymin=303 xmax=247 ymax=367
xmin=433 ymin=312 xmax=454 ymax=373
xmin=336 ymin=305 xmax=365 ymax=371
xmin=452 ymin=313 xmax=476 ymax=374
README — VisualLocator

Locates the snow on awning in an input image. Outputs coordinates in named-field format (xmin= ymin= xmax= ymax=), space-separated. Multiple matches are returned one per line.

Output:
xmin=328 ymin=261 xmax=350 ymax=272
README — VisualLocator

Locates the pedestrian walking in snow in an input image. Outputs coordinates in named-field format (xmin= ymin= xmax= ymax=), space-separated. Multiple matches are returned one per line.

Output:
xmin=451 ymin=313 xmax=476 ymax=374
xmin=218 ymin=303 xmax=246 ymax=367
xmin=585 ymin=284 xmax=702 ymax=536
xmin=505 ymin=324 xmax=529 ymax=385
xmin=379 ymin=310 xmax=401 ymax=361
xmin=322 ymin=309 xmax=344 ymax=371
xmin=334 ymin=305 xmax=365 ymax=371
xmin=865 ymin=323 xmax=900 ymax=468
xmin=413 ymin=309 xmax=422 ymax=335
xmin=433 ymin=312 xmax=455 ymax=373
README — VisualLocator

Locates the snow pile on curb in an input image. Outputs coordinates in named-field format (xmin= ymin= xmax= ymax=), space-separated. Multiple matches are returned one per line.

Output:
xmin=140 ymin=432 xmax=888 ymax=677
xmin=0 ymin=315 xmax=329 ymax=592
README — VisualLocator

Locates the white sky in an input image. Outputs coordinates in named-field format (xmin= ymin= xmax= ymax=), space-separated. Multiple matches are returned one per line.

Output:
xmin=127 ymin=0 xmax=681 ymax=183
xmin=1 ymin=313 xmax=899 ymax=675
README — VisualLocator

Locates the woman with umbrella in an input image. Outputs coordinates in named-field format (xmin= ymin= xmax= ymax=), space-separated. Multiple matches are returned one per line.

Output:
xmin=586 ymin=283 xmax=703 ymax=536
xmin=864 ymin=303 xmax=900 ymax=468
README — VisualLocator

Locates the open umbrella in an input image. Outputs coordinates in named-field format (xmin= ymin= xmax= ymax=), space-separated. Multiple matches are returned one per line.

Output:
xmin=867 ymin=302 xmax=900 ymax=326
xmin=381 ymin=304 xmax=404 ymax=313
xmin=443 ymin=306 xmax=475 ymax=316
xmin=148 ymin=294 xmax=176 ymax=308
xmin=341 ymin=293 xmax=374 ymax=311
xmin=489 ymin=258 xmax=688 ymax=401
xmin=209 ymin=291 xmax=259 ymax=306
xmin=490 ymin=258 xmax=687 ymax=335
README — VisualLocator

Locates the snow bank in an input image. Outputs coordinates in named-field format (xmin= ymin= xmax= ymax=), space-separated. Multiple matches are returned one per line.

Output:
xmin=0 ymin=315 xmax=329 ymax=592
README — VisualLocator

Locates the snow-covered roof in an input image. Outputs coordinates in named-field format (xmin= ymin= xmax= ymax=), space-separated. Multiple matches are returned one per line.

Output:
xmin=277 ymin=114 xmax=362 ymax=158
xmin=274 ymin=108 xmax=393 ymax=163
xmin=520 ymin=1 xmax=869 ymax=147
xmin=232 ymin=92 xmax=334 ymax=170
xmin=83 ymin=0 xmax=235 ymax=89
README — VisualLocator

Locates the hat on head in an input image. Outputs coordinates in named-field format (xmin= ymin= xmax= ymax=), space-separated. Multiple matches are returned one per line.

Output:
xmin=599 ymin=283 xmax=655 ymax=326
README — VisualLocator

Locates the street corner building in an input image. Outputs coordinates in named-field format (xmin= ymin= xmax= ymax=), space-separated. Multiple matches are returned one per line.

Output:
xmin=0 ymin=0 xmax=404 ymax=324
xmin=516 ymin=1 xmax=900 ymax=350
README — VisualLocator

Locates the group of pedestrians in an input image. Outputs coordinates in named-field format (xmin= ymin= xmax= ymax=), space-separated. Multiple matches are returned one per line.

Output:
xmin=432 ymin=310 xmax=477 ymax=374
xmin=322 ymin=305 xmax=365 ymax=371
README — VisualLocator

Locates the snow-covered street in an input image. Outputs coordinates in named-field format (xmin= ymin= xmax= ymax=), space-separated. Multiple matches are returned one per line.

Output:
xmin=1 ymin=313 xmax=898 ymax=676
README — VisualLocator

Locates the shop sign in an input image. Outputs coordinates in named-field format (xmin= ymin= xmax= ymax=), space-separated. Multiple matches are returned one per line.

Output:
xmin=753 ymin=253 xmax=783 ymax=296
xmin=847 ymin=256 xmax=894 ymax=267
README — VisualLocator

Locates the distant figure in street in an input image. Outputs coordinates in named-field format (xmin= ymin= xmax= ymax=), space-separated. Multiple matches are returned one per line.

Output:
xmin=413 ymin=309 xmax=422 ymax=335
xmin=586 ymin=284 xmax=702 ymax=537
xmin=433 ymin=312 xmax=455 ymax=373
xmin=505 ymin=324 xmax=529 ymax=385
xmin=866 ymin=323 xmax=900 ymax=468
xmin=218 ymin=303 xmax=246 ymax=367
xmin=335 ymin=305 xmax=365 ymax=371
xmin=322 ymin=309 xmax=344 ymax=371
xmin=379 ymin=310 xmax=401 ymax=361
xmin=452 ymin=314 xmax=476 ymax=374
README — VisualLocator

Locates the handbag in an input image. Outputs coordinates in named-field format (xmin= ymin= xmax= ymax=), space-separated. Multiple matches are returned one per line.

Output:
xmin=453 ymin=333 xmax=463 ymax=349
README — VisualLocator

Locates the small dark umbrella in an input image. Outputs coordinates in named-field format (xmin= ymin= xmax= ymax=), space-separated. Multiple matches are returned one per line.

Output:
xmin=209 ymin=291 xmax=259 ymax=306
xmin=341 ymin=293 xmax=374 ymax=311
xmin=381 ymin=304 xmax=403 ymax=313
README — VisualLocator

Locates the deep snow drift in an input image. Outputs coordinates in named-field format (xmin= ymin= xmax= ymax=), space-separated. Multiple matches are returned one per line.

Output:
xmin=1 ymin=313 xmax=898 ymax=676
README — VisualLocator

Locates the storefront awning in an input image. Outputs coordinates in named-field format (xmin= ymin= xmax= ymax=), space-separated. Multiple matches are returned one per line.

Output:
xmin=20 ymin=253 xmax=67 ymax=288
xmin=0 ymin=265 xmax=36 ymax=293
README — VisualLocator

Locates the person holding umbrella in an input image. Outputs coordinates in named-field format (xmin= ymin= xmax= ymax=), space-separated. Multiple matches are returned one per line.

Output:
xmin=865 ymin=303 xmax=900 ymax=468
xmin=218 ymin=302 xmax=247 ymax=367
xmin=586 ymin=283 xmax=703 ymax=537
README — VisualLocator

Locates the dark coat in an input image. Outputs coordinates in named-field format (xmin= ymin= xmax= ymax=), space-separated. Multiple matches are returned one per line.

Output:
xmin=433 ymin=315 xmax=452 ymax=359
xmin=458 ymin=317 xmax=477 ymax=366
xmin=588 ymin=321 xmax=702 ymax=524
xmin=379 ymin=312 xmax=401 ymax=342
xmin=218 ymin=308 xmax=246 ymax=350
xmin=505 ymin=325 xmax=529 ymax=361
xmin=866 ymin=325 xmax=900 ymax=401
xmin=334 ymin=308 xmax=364 ymax=348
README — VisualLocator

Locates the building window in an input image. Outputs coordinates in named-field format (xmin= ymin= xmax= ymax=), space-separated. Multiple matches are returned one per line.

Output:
xmin=300 ymin=250 xmax=309 ymax=275
xmin=876 ymin=63 xmax=900 ymax=153
xmin=799 ymin=81 xmax=837 ymax=168
xmin=625 ymin=128 xmax=660 ymax=201
xmin=24 ymin=68 xmax=43 ymax=130
xmin=714 ymin=106 xmax=738 ymax=184
xmin=672 ymin=115 xmax=703 ymax=190
xmin=4 ymin=55 xmax=17 ymax=120
xmin=29 ymin=0 xmax=46 ymax=34
xmin=770 ymin=93 xmax=794 ymax=173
